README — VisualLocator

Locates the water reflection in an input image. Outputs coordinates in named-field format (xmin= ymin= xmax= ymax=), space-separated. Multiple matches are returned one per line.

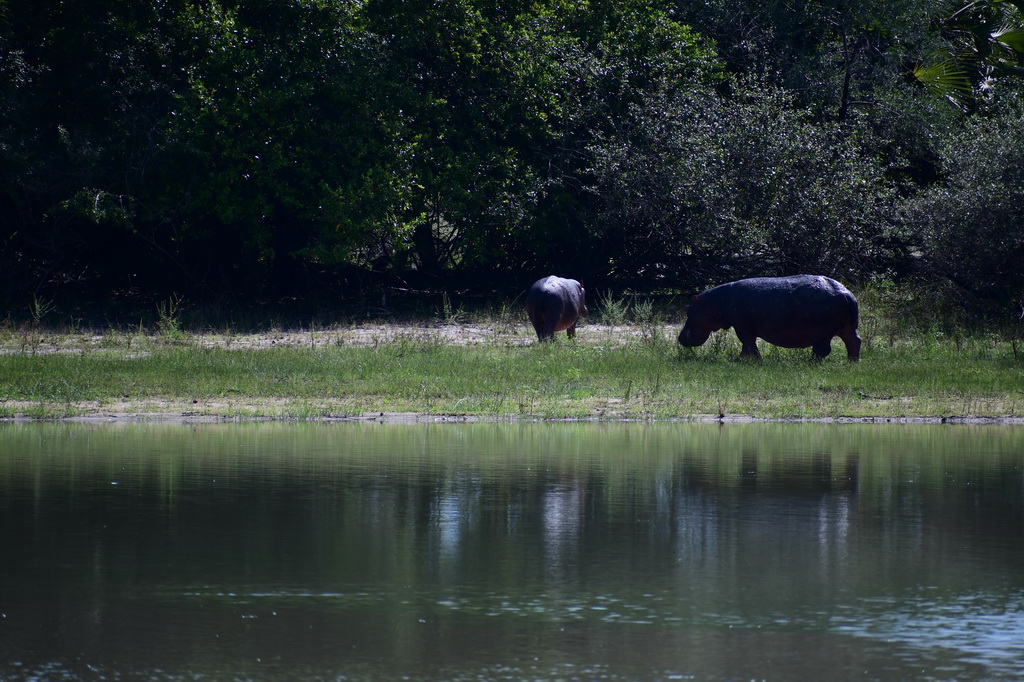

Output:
xmin=0 ymin=421 xmax=1022 ymax=680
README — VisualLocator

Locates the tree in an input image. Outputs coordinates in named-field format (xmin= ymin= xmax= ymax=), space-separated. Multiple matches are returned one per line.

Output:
xmin=673 ymin=0 xmax=926 ymax=121
xmin=498 ymin=0 xmax=724 ymax=282
xmin=586 ymin=80 xmax=906 ymax=288
xmin=347 ymin=0 xmax=722 ymax=284
xmin=158 ymin=1 xmax=406 ymax=293
xmin=911 ymin=0 xmax=1024 ymax=111
xmin=0 ymin=0 xmax=191 ymax=299
xmin=909 ymin=92 xmax=1024 ymax=316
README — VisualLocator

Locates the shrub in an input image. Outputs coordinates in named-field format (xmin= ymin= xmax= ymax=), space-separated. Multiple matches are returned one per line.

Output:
xmin=585 ymin=79 xmax=905 ymax=289
xmin=909 ymin=92 xmax=1024 ymax=321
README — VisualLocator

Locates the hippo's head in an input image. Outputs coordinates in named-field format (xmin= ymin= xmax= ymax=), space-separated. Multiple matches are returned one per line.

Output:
xmin=676 ymin=294 xmax=722 ymax=347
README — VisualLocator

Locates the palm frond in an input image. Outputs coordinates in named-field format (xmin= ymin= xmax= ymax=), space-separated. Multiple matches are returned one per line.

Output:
xmin=912 ymin=58 xmax=974 ymax=109
xmin=991 ymin=25 xmax=1024 ymax=53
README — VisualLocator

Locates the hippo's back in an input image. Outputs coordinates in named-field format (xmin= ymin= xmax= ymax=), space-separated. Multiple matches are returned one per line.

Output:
xmin=723 ymin=275 xmax=856 ymax=317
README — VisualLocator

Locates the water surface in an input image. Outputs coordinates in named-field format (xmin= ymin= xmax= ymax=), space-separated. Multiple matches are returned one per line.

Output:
xmin=1 ymin=421 xmax=1022 ymax=680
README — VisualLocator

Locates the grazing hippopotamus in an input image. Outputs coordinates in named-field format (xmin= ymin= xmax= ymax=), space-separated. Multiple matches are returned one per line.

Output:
xmin=677 ymin=275 xmax=861 ymax=360
xmin=526 ymin=276 xmax=588 ymax=341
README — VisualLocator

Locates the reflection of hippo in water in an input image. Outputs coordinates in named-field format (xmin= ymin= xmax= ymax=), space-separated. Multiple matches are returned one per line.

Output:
xmin=526 ymin=276 xmax=588 ymax=341
xmin=677 ymin=275 xmax=861 ymax=361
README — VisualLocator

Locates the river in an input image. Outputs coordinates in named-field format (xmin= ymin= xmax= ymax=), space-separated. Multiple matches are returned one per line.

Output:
xmin=1 ymin=421 xmax=1022 ymax=680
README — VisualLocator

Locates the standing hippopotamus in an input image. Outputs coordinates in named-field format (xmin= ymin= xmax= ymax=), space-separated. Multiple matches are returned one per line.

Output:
xmin=526 ymin=276 xmax=588 ymax=341
xmin=677 ymin=275 xmax=861 ymax=360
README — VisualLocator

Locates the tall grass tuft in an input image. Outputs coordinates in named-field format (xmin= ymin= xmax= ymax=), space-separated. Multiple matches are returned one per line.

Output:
xmin=156 ymin=294 xmax=186 ymax=341
xmin=597 ymin=290 xmax=630 ymax=328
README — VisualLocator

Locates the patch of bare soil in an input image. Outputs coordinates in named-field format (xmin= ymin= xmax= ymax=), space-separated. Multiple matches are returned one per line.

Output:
xmin=1 ymin=321 xmax=667 ymax=354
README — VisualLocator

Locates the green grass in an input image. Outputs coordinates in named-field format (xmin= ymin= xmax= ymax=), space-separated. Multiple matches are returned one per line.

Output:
xmin=2 ymin=328 xmax=1023 ymax=420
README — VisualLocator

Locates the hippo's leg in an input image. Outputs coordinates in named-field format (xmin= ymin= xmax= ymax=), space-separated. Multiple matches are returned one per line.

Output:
xmin=839 ymin=329 xmax=862 ymax=361
xmin=735 ymin=330 xmax=762 ymax=359
xmin=541 ymin=318 xmax=559 ymax=341
xmin=812 ymin=339 xmax=833 ymax=360
xmin=566 ymin=321 xmax=577 ymax=339
xmin=531 ymin=315 xmax=556 ymax=342
xmin=530 ymin=317 xmax=548 ymax=341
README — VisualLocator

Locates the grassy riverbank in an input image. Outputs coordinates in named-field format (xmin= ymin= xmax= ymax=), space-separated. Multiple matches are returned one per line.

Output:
xmin=2 ymin=319 xmax=1023 ymax=421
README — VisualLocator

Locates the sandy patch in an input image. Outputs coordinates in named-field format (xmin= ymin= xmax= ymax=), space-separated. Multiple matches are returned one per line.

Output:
xmin=1 ymin=321 xmax=666 ymax=355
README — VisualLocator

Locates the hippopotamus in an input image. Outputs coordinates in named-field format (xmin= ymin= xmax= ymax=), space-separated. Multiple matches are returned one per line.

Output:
xmin=677 ymin=275 xmax=861 ymax=360
xmin=526 ymin=276 xmax=588 ymax=341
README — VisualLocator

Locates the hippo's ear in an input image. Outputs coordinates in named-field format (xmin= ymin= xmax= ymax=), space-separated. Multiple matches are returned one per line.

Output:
xmin=691 ymin=295 xmax=699 ymax=303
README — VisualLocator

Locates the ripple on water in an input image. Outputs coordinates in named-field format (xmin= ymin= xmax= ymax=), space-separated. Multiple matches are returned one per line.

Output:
xmin=832 ymin=589 xmax=1024 ymax=678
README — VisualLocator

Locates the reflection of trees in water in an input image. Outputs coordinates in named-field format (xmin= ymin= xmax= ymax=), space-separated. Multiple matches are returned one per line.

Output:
xmin=343 ymin=443 xmax=1024 ymax=594
xmin=817 ymin=492 xmax=851 ymax=571
xmin=673 ymin=489 xmax=719 ymax=566
xmin=430 ymin=479 xmax=477 ymax=566
xmin=7 ymin=423 xmax=1021 ymax=606
xmin=543 ymin=483 xmax=585 ymax=578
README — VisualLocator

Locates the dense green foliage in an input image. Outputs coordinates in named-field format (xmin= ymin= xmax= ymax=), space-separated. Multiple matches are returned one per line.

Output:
xmin=2 ymin=0 xmax=1024 ymax=325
